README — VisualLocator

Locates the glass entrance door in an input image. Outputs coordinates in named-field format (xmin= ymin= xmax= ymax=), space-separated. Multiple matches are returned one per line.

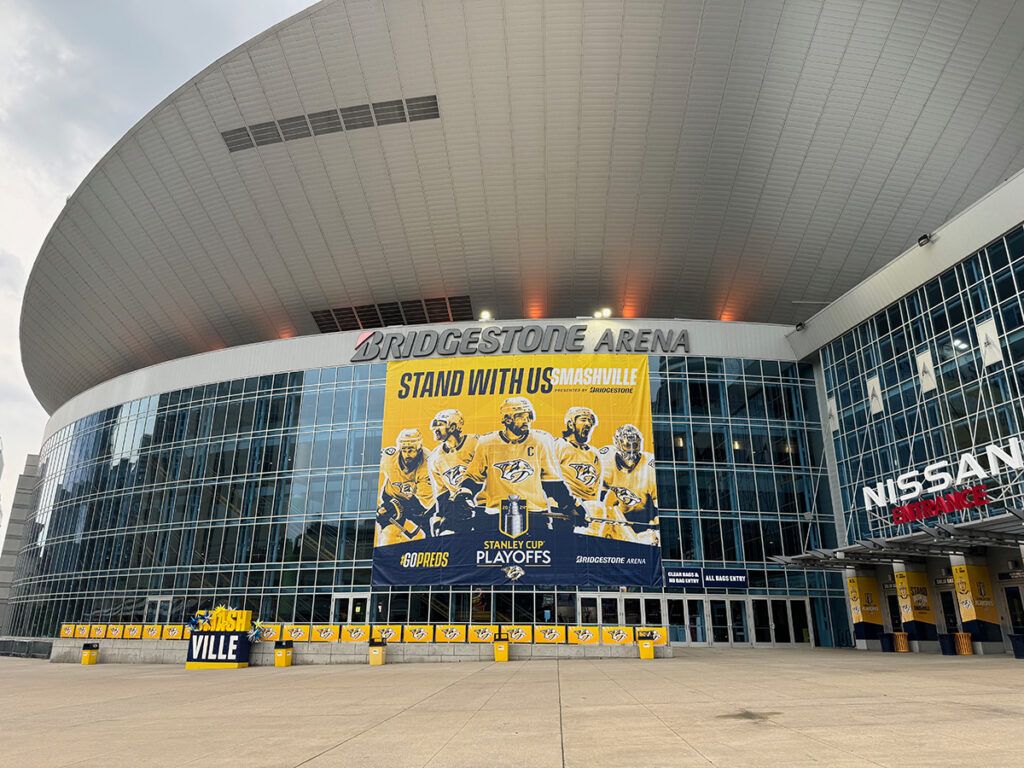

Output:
xmin=144 ymin=597 xmax=172 ymax=623
xmin=751 ymin=598 xmax=813 ymax=646
xmin=331 ymin=592 xmax=370 ymax=624
xmin=708 ymin=599 xmax=749 ymax=646
xmin=1004 ymin=586 xmax=1024 ymax=634
xmin=578 ymin=594 xmax=661 ymax=626
xmin=578 ymin=593 xmax=620 ymax=624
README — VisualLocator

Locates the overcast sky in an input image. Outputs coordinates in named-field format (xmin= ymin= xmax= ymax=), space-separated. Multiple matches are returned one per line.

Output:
xmin=0 ymin=0 xmax=311 ymax=536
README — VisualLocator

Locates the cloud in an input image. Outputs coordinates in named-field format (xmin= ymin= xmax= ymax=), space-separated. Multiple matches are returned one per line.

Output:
xmin=0 ymin=0 xmax=310 ymax=540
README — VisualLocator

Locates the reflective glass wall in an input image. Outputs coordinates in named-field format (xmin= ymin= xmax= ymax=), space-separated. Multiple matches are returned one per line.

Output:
xmin=7 ymin=354 xmax=846 ymax=645
xmin=822 ymin=222 xmax=1024 ymax=542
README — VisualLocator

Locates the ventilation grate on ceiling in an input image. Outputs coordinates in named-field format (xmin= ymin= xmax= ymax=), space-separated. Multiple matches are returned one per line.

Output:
xmin=250 ymin=121 xmax=283 ymax=146
xmin=221 ymin=127 xmax=254 ymax=152
xmin=372 ymin=100 xmax=407 ymax=125
xmin=220 ymin=95 xmax=439 ymax=153
xmin=405 ymin=95 xmax=439 ymax=121
xmin=311 ymin=295 xmax=473 ymax=333
xmin=278 ymin=115 xmax=311 ymax=141
xmin=308 ymin=109 xmax=343 ymax=135
xmin=340 ymin=104 xmax=374 ymax=130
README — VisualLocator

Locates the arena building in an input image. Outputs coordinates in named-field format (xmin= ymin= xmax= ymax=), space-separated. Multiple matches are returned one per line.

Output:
xmin=5 ymin=0 xmax=1024 ymax=657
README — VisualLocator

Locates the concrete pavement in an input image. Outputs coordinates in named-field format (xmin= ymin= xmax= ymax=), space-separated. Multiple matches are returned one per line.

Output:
xmin=1 ymin=649 xmax=1021 ymax=767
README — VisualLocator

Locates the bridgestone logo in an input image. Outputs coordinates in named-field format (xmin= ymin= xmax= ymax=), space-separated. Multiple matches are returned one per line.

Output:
xmin=351 ymin=324 xmax=688 ymax=362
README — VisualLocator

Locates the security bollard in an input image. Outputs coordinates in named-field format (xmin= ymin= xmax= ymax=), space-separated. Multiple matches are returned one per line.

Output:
xmin=493 ymin=631 xmax=509 ymax=663
xmin=81 ymin=642 xmax=99 ymax=665
xmin=274 ymin=640 xmax=293 ymax=667
xmin=369 ymin=638 xmax=387 ymax=666
xmin=637 ymin=631 xmax=655 ymax=660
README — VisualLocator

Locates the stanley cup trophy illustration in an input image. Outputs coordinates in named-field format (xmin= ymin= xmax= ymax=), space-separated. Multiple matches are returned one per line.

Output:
xmin=500 ymin=494 xmax=527 ymax=538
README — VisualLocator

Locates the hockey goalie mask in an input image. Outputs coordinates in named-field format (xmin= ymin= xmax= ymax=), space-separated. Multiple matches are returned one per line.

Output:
xmin=613 ymin=424 xmax=644 ymax=467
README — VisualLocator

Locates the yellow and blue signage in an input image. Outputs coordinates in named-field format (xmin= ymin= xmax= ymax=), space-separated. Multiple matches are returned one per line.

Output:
xmin=185 ymin=607 xmax=254 ymax=670
xmin=434 ymin=625 xmax=467 ymax=643
xmin=952 ymin=564 xmax=1002 ymax=642
xmin=847 ymin=575 xmax=884 ymax=640
xmin=893 ymin=571 xmax=936 ymax=641
xmin=372 ymin=354 xmax=662 ymax=587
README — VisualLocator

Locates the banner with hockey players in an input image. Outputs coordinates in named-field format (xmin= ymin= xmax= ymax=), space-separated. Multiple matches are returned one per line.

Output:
xmin=371 ymin=354 xmax=662 ymax=586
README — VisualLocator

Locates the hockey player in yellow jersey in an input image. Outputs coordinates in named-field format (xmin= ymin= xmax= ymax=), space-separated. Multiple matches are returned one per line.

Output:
xmin=376 ymin=428 xmax=435 ymax=546
xmin=462 ymin=397 xmax=584 ymax=533
xmin=593 ymin=423 xmax=660 ymax=545
xmin=555 ymin=407 xmax=602 ymax=502
xmin=427 ymin=409 xmax=480 ymax=535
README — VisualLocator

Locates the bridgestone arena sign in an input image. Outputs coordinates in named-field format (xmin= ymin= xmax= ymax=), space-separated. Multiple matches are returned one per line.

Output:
xmin=351 ymin=323 xmax=689 ymax=362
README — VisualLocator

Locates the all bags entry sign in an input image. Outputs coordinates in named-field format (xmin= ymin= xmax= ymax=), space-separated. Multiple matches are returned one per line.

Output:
xmin=371 ymin=354 xmax=663 ymax=587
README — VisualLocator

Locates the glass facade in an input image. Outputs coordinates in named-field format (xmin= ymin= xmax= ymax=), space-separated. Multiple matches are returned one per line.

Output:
xmin=7 ymin=355 xmax=847 ymax=646
xmin=822 ymin=222 xmax=1024 ymax=542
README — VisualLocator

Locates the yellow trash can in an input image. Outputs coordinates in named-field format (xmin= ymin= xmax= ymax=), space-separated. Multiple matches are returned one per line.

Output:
xmin=637 ymin=631 xmax=656 ymax=660
xmin=274 ymin=640 xmax=293 ymax=667
xmin=893 ymin=632 xmax=910 ymax=653
xmin=493 ymin=632 xmax=509 ymax=663
xmin=369 ymin=639 xmax=387 ymax=666
xmin=80 ymin=642 xmax=99 ymax=665
xmin=954 ymin=632 xmax=974 ymax=655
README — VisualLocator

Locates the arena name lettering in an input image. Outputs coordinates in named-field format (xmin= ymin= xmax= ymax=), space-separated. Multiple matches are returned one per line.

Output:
xmin=351 ymin=324 xmax=688 ymax=362
xmin=861 ymin=437 xmax=1021 ymax=520
xmin=396 ymin=366 xmax=640 ymax=399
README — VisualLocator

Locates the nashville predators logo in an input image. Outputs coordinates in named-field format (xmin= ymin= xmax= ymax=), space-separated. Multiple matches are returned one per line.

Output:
xmin=442 ymin=627 xmax=461 ymax=640
xmin=392 ymin=481 xmax=416 ymax=497
xmin=494 ymin=459 xmax=535 ymax=483
xmin=260 ymin=626 xmax=276 ymax=640
xmin=503 ymin=565 xmax=526 ymax=582
xmin=288 ymin=627 xmax=304 ymax=640
xmin=317 ymin=627 xmax=334 ymax=640
xmin=127 ymin=627 xmax=141 ymax=638
xmin=378 ymin=627 xmax=397 ymax=641
xmin=610 ymin=485 xmax=643 ymax=507
xmin=508 ymin=628 xmax=526 ymax=641
xmin=609 ymin=629 xmax=628 ymax=643
xmin=347 ymin=627 xmax=366 ymax=640
xmin=145 ymin=627 xmax=159 ymax=638
xmin=569 ymin=462 xmax=599 ymax=486
xmin=473 ymin=628 xmax=493 ymax=641
xmin=409 ymin=628 xmax=428 ymax=640
xmin=166 ymin=627 xmax=180 ymax=638
xmin=575 ymin=629 xmax=594 ymax=642
xmin=442 ymin=466 xmax=467 ymax=487
xmin=541 ymin=628 xmax=560 ymax=641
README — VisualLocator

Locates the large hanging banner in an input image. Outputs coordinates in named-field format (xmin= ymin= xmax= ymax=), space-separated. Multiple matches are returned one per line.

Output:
xmin=371 ymin=354 xmax=662 ymax=586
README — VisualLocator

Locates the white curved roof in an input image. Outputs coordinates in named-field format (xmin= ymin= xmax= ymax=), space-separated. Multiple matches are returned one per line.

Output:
xmin=22 ymin=0 xmax=1024 ymax=412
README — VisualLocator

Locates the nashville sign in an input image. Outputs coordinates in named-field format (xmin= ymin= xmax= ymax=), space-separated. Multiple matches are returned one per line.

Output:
xmin=861 ymin=437 xmax=1023 ymax=522
xmin=351 ymin=323 xmax=689 ymax=363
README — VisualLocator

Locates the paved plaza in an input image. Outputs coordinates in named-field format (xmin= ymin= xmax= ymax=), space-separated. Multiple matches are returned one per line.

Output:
xmin=1 ymin=649 xmax=1021 ymax=767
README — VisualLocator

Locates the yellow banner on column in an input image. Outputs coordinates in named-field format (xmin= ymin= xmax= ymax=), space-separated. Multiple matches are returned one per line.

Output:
xmin=847 ymin=575 xmax=883 ymax=626
xmin=953 ymin=564 xmax=999 ymax=624
xmin=894 ymin=571 xmax=935 ymax=625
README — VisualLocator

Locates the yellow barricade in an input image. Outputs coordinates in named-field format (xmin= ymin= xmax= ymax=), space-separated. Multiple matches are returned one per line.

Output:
xmin=434 ymin=625 xmax=467 ymax=643
xmin=403 ymin=625 xmax=434 ymax=642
